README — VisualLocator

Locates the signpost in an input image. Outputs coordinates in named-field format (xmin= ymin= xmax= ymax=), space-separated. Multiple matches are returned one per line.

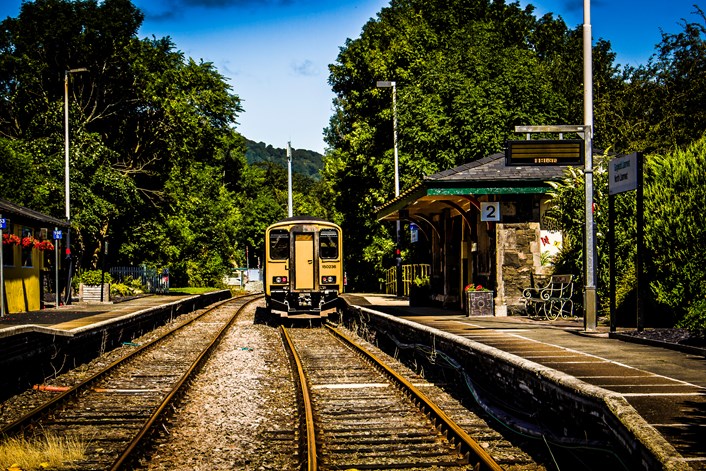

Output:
xmin=513 ymin=124 xmax=596 ymax=331
xmin=410 ymin=223 xmax=418 ymax=243
xmin=609 ymin=153 xmax=638 ymax=195
xmin=0 ymin=216 xmax=5 ymax=317
xmin=608 ymin=152 xmax=643 ymax=332
xmin=53 ymin=229 xmax=62 ymax=308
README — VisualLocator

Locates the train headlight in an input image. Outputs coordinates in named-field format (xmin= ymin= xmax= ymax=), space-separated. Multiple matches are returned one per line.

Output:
xmin=273 ymin=276 xmax=288 ymax=284
xmin=321 ymin=276 xmax=336 ymax=284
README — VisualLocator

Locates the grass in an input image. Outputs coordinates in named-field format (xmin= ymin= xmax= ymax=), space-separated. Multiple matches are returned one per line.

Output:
xmin=0 ymin=433 xmax=86 ymax=470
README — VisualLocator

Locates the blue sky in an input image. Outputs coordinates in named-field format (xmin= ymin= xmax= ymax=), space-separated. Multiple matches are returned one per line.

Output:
xmin=1 ymin=0 xmax=702 ymax=153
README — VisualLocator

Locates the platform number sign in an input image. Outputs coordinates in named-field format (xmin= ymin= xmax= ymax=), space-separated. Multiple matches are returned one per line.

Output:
xmin=480 ymin=202 xmax=500 ymax=222
xmin=0 ymin=218 xmax=6 ymax=230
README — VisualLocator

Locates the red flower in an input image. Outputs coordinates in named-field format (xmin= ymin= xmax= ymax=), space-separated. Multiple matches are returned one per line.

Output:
xmin=36 ymin=240 xmax=55 ymax=251
xmin=475 ymin=284 xmax=484 ymax=291
xmin=21 ymin=236 xmax=37 ymax=248
xmin=2 ymin=233 xmax=21 ymax=246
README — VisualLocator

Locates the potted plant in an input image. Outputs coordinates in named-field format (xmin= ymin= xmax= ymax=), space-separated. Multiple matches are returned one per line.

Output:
xmin=35 ymin=240 xmax=55 ymax=251
xmin=77 ymin=269 xmax=113 ymax=303
xmin=2 ymin=233 xmax=20 ymax=246
xmin=409 ymin=275 xmax=431 ymax=307
xmin=465 ymin=284 xmax=494 ymax=316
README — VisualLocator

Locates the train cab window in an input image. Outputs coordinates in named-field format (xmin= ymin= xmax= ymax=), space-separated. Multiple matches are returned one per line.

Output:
xmin=269 ymin=229 xmax=290 ymax=260
xmin=319 ymin=229 xmax=339 ymax=260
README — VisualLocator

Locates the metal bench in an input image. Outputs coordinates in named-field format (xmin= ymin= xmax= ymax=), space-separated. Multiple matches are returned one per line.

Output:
xmin=522 ymin=274 xmax=575 ymax=320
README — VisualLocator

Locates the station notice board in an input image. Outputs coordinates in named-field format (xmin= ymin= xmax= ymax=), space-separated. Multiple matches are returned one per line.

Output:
xmin=506 ymin=140 xmax=584 ymax=166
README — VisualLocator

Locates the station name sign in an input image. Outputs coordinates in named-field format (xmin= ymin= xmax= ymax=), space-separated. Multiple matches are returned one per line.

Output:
xmin=505 ymin=140 xmax=584 ymax=166
xmin=608 ymin=153 xmax=638 ymax=195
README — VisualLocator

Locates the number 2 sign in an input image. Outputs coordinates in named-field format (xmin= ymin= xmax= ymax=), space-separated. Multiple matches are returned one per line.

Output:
xmin=480 ymin=202 xmax=500 ymax=222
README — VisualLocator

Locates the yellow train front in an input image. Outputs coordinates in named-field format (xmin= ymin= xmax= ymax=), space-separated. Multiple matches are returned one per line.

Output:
xmin=264 ymin=216 xmax=343 ymax=319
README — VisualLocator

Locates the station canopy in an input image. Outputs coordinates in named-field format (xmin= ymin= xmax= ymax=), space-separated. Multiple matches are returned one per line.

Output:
xmin=0 ymin=198 xmax=69 ymax=228
xmin=376 ymin=152 xmax=577 ymax=222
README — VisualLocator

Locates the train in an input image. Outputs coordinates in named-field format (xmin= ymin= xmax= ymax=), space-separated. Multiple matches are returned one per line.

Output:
xmin=264 ymin=216 xmax=343 ymax=319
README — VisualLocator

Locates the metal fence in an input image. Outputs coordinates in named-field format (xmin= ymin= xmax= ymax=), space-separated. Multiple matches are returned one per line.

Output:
xmin=109 ymin=266 xmax=170 ymax=294
xmin=385 ymin=264 xmax=431 ymax=296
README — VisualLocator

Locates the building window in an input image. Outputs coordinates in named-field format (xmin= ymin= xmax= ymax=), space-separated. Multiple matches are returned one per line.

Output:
xmin=22 ymin=227 xmax=33 ymax=267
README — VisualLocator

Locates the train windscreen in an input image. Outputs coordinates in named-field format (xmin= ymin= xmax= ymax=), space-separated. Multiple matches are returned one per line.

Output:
xmin=269 ymin=229 xmax=289 ymax=260
xmin=319 ymin=229 xmax=339 ymax=259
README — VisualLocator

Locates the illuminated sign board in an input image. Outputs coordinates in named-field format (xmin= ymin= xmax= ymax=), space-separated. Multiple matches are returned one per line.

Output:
xmin=505 ymin=140 xmax=584 ymax=166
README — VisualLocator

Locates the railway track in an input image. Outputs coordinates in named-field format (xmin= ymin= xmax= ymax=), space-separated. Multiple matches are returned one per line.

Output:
xmin=281 ymin=323 xmax=506 ymax=471
xmin=0 ymin=294 xmax=262 ymax=470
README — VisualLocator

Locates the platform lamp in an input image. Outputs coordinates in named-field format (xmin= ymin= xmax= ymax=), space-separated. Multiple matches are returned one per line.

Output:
xmin=64 ymin=67 xmax=88 ymax=305
xmin=376 ymin=80 xmax=403 ymax=297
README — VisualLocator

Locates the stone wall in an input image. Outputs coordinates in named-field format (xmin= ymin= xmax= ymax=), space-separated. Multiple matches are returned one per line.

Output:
xmin=341 ymin=303 xmax=685 ymax=471
xmin=495 ymin=222 xmax=539 ymax=315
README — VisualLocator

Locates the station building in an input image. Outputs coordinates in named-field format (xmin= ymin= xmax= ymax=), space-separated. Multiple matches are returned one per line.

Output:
xmin=376 ymin=152 xmax=577 ymax=315
xmin=1 ymin=198 xmax=68 ymax=314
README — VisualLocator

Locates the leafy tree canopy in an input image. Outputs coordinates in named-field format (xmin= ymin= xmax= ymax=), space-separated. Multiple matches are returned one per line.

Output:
xmin=324 ymin=0 xmax=618 ymax=290
xmin=0 ymin=0 xmax=246 ymax=286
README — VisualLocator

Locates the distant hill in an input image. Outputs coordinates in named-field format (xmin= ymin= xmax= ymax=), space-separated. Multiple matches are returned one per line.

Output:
xmin=245 ymin=139 xmax=323 ymax=179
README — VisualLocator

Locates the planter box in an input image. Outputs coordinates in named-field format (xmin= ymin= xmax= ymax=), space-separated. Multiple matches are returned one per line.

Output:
xmin=465 ymin=290 xmax=494 ymax=316
xmin=79 ymin=284 xmax=110 ymax=303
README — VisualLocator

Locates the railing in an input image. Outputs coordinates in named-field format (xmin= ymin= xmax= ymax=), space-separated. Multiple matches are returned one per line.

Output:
xmin=110 ymin=266 xmax=170 ymax=294
xmin=385 ymin=266 xmax=397 ymax=295
xmin=385 ymin=264 xmax=431 ymax=296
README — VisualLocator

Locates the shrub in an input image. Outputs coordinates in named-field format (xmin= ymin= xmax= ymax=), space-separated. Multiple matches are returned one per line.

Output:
xmin=110 ymin=276 xmax=145 ymax=298
xmin=645 ymin=136 xmax=706 ymax=328
xmin=75 ymin=269 xmax=112 ymax=286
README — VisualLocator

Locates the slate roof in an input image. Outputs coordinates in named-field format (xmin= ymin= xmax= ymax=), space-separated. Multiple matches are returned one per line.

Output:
xmin=0 ymin=198 xmax=68 ymax=227
xmin=376 ymin=152 xmax=580 ymax=220
xmin=424 ymin=152 xmax=573 ymax=184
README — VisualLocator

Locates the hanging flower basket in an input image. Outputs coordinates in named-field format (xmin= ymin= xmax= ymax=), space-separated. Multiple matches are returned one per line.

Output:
xmin=21 ymin=236 xmax=37 ymax=249
xmin=36 ymin=240 xmax=55 ymax=251
xmin=2 ymin=233 xmax=20 ymax=246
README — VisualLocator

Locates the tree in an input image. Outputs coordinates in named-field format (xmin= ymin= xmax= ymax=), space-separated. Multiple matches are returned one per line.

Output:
xmin=0 ymin=0 xmax=246 ymax=286
xmin=598 ymin=7 xmax=706 ymax=154
xmin=324 ymin=0 xmax=619 ymax=290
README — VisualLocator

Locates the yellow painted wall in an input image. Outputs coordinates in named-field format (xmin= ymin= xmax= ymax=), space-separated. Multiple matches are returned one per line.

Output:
xmin=2 ymin=245 xmax=42 ymax=314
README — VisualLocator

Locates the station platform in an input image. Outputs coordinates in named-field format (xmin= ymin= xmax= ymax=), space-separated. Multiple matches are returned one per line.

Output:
xmin=342 ymin=293 xmax=706 ymax=470
xmin=0 ymin=294 xmax=193 ymax=336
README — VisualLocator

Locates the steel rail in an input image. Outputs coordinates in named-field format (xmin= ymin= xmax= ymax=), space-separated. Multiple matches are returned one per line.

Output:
xmin=325 ymin=323 xmax=504 ymax=471
xmin=110 ymin=294 xmax=264 ymax=470
xmin=0 ymin=294 xmax=258 ymax=438
xmin=280 ymin=326 xmax=318 ymax=471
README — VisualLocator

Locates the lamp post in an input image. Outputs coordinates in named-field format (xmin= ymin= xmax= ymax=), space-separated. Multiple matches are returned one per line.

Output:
xmin=287 ymin=141 xmax=293 ymax=217
xmin=376 ymin=80 xmax=403 ymax=297
xmin=64 ymin=67 xmax=88 ymax=305
xmin=582 ymin=0 xmax=597 ymax=331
